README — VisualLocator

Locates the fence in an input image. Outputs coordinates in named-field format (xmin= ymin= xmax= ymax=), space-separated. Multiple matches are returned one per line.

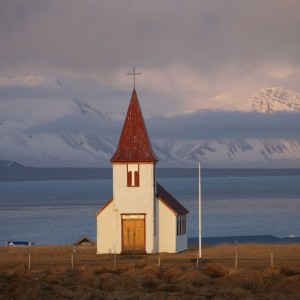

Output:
xmin=0 ymin=243 xmax=300 ymax=271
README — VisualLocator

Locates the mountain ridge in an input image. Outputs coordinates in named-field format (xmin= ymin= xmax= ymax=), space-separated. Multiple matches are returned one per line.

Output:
xmin=1 ymin=86 xmax=300 ymax=168
xmin=1 ymin=159 xmax=300 ymax=182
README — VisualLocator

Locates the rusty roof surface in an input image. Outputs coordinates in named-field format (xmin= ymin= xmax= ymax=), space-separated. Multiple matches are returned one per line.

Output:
xmin=111 ymin=89 xmax=158 ymax=163
xmin=157 ymin=183 xmax=189 ymax=215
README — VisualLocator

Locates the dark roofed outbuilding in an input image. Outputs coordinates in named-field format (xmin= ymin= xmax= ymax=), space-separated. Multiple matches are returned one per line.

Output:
xmin=73 ymin=235 xmax=95 ymax=246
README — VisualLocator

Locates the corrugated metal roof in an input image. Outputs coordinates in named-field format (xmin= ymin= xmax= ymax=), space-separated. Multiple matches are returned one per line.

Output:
xmin=111 ymin=89 xmax=158 ymax=163
xmin=157 ymin=183 xmax=189 ymax=215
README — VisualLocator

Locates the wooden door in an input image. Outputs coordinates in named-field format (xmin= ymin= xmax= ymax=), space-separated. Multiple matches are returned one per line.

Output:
xmin=122 ymin=218 xmax=145 ymax=252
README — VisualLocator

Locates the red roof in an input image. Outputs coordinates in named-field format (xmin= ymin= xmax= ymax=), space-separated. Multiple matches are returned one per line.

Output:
xmin=157 ymin=183 xmax=189 ymax=215
xmin=111 ymin=89 xmax=158 ymax=163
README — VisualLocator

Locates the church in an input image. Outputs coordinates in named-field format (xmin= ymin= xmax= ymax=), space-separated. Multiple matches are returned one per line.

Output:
xmin=96 ymin=88 xmax=189 ymax=254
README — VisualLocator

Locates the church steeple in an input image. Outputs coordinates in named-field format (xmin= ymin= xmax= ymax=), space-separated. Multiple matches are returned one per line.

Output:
xmin=110 ymin=89 xmax=158 ymax=163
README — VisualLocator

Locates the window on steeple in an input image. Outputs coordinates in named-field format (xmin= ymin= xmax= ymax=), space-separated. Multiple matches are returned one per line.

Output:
xmin=127 ymin=164 xmax=140 ymax=187
xmin=134 ymin=171 xmax=139 ymax=186
xmin=127 ymin=171 xmax=132 ymax=186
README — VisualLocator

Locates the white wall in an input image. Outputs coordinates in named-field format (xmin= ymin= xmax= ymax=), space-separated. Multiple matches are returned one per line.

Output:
xmin=176 ymin=232 xmax=188 ymax=252
xmin=96 ymin=200 xmax=115 ymax=254
xmin=97 ymin=162 xmax=187 ymax=254
xmin=113 ymin=163 xmax=156 ymax=253
xmin=158 ymin=199 xmax=176 ymax=253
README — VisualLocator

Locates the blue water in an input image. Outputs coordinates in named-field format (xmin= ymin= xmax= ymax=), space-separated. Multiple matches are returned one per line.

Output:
xmin=0 ymin=176 xmax=299 ymax=244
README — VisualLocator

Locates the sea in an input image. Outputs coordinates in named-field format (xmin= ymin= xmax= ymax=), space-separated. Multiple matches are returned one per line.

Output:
xmin=0 ymin=170 xmax=299 ymax=245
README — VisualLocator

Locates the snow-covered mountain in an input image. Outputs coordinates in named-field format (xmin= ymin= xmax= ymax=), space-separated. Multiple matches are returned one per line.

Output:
xmin=239 ymin=87 xmax=300 ymax=113
xmin=152 ymin=87 xmax=300 ymax=167
xmin=0 ymin=119 xmax=116 ymax=167
xmin=0 ymin=86 xmax=300 ymax=168
xmin=153 ymin=87 xmax=300 ymax=167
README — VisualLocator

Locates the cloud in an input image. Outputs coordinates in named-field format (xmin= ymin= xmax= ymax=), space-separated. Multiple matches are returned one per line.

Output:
xmin=29 ymin=113 xmax=122 ymax=138
xmin=28 ymin=109 xmax=300 ymax=141
xmin=0 ymin=75 xmax=51 ymax=87
xmin=1 ymin=0 xmax=300 ymax=117
xmin=147 ymin=110 xmax=300 ymax=140
xmin=0 ymin=75 xmax=65 ymax=100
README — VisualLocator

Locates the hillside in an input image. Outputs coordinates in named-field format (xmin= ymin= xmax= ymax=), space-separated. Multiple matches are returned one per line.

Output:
xmin=1 ymin=86 xmax=300 ymax=168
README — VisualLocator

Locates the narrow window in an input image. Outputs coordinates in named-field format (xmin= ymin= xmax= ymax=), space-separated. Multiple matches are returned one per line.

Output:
xmin=127 ymin=171 xmax=132 ymax=187
xmin=134 ymin=171 xmax=139 ymax=186
xmin=183 ymin=216 xmax=186 ymax=234
xmin=127 ymin=164 xmax=139 ymax=187
xmin=179 ymin=216 xmax=182 ymax=235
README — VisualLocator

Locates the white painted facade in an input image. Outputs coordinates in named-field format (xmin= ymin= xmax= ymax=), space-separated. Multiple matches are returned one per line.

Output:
xmin=114 ymin=162 xmax=156 ymax=254
xmin=157 ymin=198 xmax=188 ymax=253
xmin=97 ymin=199 xmax=115 ymax=253
xmin=97 ymin=161 xmax=188 ymax=254
xmin=157 ymin=199 xmax=176 ymax=253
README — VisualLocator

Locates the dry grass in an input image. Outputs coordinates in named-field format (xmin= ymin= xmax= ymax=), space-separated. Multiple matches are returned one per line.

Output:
xmin=0 ymin=243 xmax=300 ymax=299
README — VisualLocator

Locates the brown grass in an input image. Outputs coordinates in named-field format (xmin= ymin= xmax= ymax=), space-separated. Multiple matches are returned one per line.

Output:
xmin=0 ymin=243 xmax=300 ymax=299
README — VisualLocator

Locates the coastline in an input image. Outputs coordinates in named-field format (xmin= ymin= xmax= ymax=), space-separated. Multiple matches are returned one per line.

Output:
xmin=1 ymin=160 xmax=300 ymax=182
xmin=188 ymin=235 xmax=300 ymax=245
xmin=4 ymin=235 xmax=299 ymax=247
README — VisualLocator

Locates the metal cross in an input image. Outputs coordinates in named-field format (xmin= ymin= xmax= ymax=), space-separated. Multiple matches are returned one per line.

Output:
xmin=127 ymin=66 xmax=142 ymax=89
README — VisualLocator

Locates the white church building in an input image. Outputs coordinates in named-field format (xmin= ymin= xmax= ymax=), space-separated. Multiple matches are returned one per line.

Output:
xmin=96 ymin=88 xmax=189 ymax=254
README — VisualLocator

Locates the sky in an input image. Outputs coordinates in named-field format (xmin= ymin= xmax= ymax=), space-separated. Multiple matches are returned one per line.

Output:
xmin=1 ymin=0 xmax=300 ymax=140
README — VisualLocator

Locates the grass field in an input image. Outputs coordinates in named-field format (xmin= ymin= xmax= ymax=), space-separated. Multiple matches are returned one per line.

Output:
xmin=0 ymin=243 xmax=300 ymax=299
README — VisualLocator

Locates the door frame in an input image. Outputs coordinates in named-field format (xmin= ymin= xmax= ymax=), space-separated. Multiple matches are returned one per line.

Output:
xmin=121 ymin=214 xmax=146 ymax=253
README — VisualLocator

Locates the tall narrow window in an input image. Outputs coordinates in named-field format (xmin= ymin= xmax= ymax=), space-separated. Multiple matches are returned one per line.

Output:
xmin=127 ymin=164 xmax=139 ymax=187
xmin=179 ymin=217 xmax=182 ymax=235
xmin=176 ymin=215 xmax=186 ymax=236
xmin=134 ymin=171 xmax=139 ymax=186
xmin=127 ymin=171 xmax=132 ymax=186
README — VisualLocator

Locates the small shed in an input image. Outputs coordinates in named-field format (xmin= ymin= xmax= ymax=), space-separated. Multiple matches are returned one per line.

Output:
xmin=73 ymin=235 xmax=95 ymax=246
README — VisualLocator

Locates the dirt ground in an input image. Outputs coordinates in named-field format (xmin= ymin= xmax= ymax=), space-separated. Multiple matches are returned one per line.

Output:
xmin=0 ymin=243 xmax=300 ymax=299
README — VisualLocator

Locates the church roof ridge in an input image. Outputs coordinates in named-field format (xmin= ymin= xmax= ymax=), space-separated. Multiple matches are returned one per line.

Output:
xmin=156 ymin=183 xmax=189 ymax=215
xmin=110 ymin=89 xmax=158 ymax=163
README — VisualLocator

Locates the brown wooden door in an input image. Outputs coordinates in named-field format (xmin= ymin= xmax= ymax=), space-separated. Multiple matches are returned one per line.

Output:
xmin=122 ymin=218 xmax=145 ymax=252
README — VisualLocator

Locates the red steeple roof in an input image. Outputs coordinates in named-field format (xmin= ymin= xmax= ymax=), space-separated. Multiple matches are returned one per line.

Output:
xmin=110 ymin=89 xmax=159 ymax=163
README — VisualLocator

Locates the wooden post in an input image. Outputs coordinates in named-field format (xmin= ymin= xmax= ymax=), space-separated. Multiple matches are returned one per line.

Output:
xmin=235 ymin=250 xmax=238 ymax=269
xmin=113 ymin=252 xmax=117 ymax=270
xmin=271 ymin=250 xmax=274 ymax=268
xmin=158 ymin=254 xmax=161 ymax=267
xmin=28 ymin=253 xmax=31 ymax=270
xmin=71 ymin=246 xmax=76 ymax=269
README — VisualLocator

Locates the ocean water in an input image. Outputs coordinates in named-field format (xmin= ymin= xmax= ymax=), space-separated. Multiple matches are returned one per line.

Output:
xmin=0 ymin=175 xmax=299 ymax=245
